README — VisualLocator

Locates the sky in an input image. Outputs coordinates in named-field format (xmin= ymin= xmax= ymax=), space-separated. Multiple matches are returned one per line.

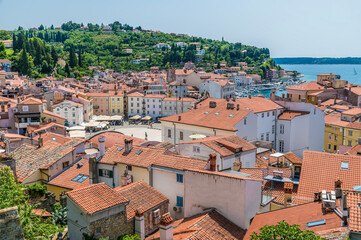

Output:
xmin=0 ymin=0 xmax=360 ymax=58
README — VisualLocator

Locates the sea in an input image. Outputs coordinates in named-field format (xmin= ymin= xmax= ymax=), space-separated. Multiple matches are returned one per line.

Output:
xmin=255 ymin=64 xmax=361 ymax=98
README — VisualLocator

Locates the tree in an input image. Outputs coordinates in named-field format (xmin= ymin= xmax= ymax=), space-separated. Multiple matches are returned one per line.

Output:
xmin=38 ymin=24 xmax=45 ymax=31
xmin=65 ymin=63 xmax=71 ymax=76
xmin=69 ymin=45 xmax=77 ymax=68
xmin=0 ymin=42 xmax=7 ymax=58
xmin=78 ymin=49 xmax=83 ymax=67
xmin=250 ymin=221 xmax=323 ymax=240
xmin=51 ymin=47 xmax=58 ymax=66
xmin=0 ymin=30 xmax=10 ymax=40
xmin=15 ymin=48 xmax=33 ymax=76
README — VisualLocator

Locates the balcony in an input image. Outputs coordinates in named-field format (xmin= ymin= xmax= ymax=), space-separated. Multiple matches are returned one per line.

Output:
xmin=15 ymin=121 xmax=40 ymax=129
xmin=262 ymin=168 xmax=299 ymax=185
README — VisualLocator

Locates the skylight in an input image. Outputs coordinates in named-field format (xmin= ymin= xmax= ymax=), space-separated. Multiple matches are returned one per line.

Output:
xmin=204 ymin=111 xmax=209 ymax=114
xmin=229 ymin=114 xmax=234 ymax=117
xmin=71 ymin=174 xmax=88 ymax=183
xmin=262 ymin=156 xmax=269 ymax=160
xmin=52 ymin=137 xmax=56 ymax=141
xmin=118 ymin=147 xmax=124 ymax=151
xmin=341 ymin=161 xmax=349 ymax=170
xmin=136 ymin=150 xmax=143 ymax=155
xmin=306 ymin=219 xmax=326 ymax=228
xmin=215 ymin=112 xmax=219 ymax=115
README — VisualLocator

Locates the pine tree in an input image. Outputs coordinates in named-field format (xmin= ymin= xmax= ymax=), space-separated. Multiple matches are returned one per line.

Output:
xmin=18 ymin=48 xmax=31 ymax=75
xmin=69 ymin=46 xmax=77 ymax=68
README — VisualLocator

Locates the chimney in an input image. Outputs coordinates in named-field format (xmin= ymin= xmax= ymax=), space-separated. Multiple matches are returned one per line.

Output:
xmin=236 ymin=104 xmax=240 ymax=111
xmin=335 ymin=178 xmax=342 ymax=198
xmin=98 ymin=136 xmax=106 ymax=157
xmin=135 ymin=208 xmax=145 ymax=240
xmin=248 ymin=95 xmax=251 ymax=99
xmin=125 ymin=138 xmax=133 ymax=152
xmin=159 ymin=213 xmax=173 ymax=240
xmin=209 ymin=101 xmax=217 ymax=108
xmin=284 ymin=182 xmax=293 ymax=207
xmin=89 ymin=157 xmax=98 ymax=184
xmin=314 ymin=191 xmax=321 ymax=202
xmin=178 ymin=116 xmax=181 ymax=121
xmin=233 ymin=161 xmax=242 ymax=171
xmin=38 ymin=134 xmax=43 ymax=148
xmin=209 ymin=153 xmax=217 ymax=171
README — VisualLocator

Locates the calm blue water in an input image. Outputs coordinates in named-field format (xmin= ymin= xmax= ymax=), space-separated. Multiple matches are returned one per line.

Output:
xmin=279 ymin=64 xmax=361 ymax=84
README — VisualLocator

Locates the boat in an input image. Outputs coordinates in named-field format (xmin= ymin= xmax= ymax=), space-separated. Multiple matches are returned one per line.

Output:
xmin=354 ymin=67 xmax=358 ymax=75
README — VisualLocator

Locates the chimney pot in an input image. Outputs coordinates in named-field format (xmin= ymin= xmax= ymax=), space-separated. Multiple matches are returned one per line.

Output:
xmin=209 ymin=153 xmax=217 ymax=171
xmin=233 ymin=161 xmax=242 ymax=171
xmin=98 ymin=136 xmax=106 ymax=157
xmin=160 ymin=213 xmax=173 ymax=240
xmin=125 ymin=138 xmax=133 ymax=152
xmin=248 ymin=95 xmax=251 ymax=99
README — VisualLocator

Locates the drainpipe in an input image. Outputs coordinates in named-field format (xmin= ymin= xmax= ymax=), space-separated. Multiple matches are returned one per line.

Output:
xmin=112 ymin=164 xmax=116 ymax=188
xmin=274 ymin=106 xmax=278 ymax=150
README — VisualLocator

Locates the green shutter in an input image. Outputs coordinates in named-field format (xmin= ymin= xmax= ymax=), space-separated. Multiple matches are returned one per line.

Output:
xmin=109 ymin=171 xmax=113 ymax=178
xmin=99 ymin=169 xmax=103 ymax=177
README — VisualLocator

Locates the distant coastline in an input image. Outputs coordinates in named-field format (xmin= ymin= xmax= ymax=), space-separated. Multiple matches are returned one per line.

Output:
xmin=274 ymin=57 xmax=361 ymax=65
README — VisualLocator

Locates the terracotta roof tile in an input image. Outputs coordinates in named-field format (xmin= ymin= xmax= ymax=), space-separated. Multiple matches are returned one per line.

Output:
xmin=346 ymin=144 xmax=361 ymax=156
xmin=99 ymin=145 xmax=208 ymax=171
xmin=147 ymin=210 xmax=245 ymax=240
xmin=180 ymin=135 xmax=256 ymax=157
xmin=244 ymin=201 xmax=346 ymax=239
xmin=295 ymin=151 xmax=361 ymax=204
xmin=114 ymin=181 xmax=168 ymax=220
xmin=345 ymin=190 xmax=361 ymax=232
xmin=66 ymin=183 xmax=129 ymax=215
xmin=88 ymin=131 xmax=146 ymax=150
xmin=283 ymin=152 xmax=302 ymax=164
xmin=278 ymin=110 xmax=309 ymax=120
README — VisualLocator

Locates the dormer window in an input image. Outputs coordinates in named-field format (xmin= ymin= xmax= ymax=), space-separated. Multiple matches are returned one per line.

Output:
xmin=22 ymin=106 xmax=28 ymax=112
xmin=341 ymin=161 xmax=349 ymax=170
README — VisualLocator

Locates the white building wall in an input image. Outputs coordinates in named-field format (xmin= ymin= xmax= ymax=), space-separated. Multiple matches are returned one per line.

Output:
xmin=183 ymin=170 xmax=262 ymax=229
xmin=128 ymin=96 xmax=144 ymax=116
xmin=53 ymin=101 xmax=84 ymax=126
xmin=97 ymin=163 xmax=119 ymax=188
xmin=234 ymin=112 xmax=258 ymax=141
xmin=145 ymin=97 xmax=163 ymax=118
xmin=152 ymin=167 xmax=184 ymax=219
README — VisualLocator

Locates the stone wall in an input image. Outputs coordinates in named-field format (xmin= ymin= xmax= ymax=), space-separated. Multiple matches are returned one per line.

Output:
xmin=317 ymin=229 xmax=349 ymax=240
xmin=144 ymin=202 xmax=169 ymax=235
xmin=0 ymin=207 xmax=24 ymax=240
xmin=89 ymin=211 xmax=133 ymax=240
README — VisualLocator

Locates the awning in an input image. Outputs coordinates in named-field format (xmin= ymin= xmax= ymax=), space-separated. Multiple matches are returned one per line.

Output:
xmin=67 ymin=126 xmax=85 ymax=131
xmin=142 ymin=116 xmax=152 ymax=121
xmin=270 ymin=153 xmax=284 ymax=158
xmin=69 ymin=130 xmax=86 ymax=138
xmin=130 ymin=115 xmax=141 ymax=120
xmin=189 ymin=134 xmax=206 ymax=140
xmin=110 ymin=115 xmax=123 ymax=121
xmin=95 ymin=115 xmax=111 ymax=121
xmin=85 ymin=121 xmax=100 ymax=127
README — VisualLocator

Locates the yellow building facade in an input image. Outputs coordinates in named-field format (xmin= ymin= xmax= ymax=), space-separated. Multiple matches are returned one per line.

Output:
xmin=109 ymin=95 xmax=124 ymax=115
xmin=324 ymin=124 xmax=345 ymax=153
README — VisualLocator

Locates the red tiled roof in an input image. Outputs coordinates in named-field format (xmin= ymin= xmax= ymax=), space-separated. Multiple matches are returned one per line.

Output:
xmin=88 ymin=131 xmax=146 ymax=150
xmin=278 ymin=111 xmax=309 ymax=120
xmin=283 ymin=152 xmax=302 ymax=164
xmin=342 ymin=108 xmax=361 ymax=116
xmin=346 ymin=144 xmax=361 ymax=156
xmin=99 ymin=145 xmax=208 ymax=171
xmin=66 ymin=183 xmax=129 ymax=215
xmin=180 ymin=135 xmax=256 ymax=157
xmin=244 ymin=201 xmax=346 ymax=239
xmin=147 ymin=210 xmax=246 ymax=240
xmin=114 ymin=181 xmax=168 ymax=220
xmin=32 ymin=209 xmax=53 ymax=217
xmin=42 ymin=110 xmax=66 ymax=120
xmin=19 ymin=97 xmax=42 ymax=105
xmin=345 ymin=190 xmax=361 ymax=232
xmin=295 ymin=151 xmax=361 ymax=204
xmin=287 ymin=81 xmax=324 ymax=91
xmin=47 ymin=158 xmax=90 ymax=190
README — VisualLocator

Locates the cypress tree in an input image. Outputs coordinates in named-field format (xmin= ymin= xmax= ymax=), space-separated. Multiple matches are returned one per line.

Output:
xmin=65 ymin=63 xmax=70 ymax=76
xmin=12 ymin=33 xmax=17 ymax=52
xmin=78 ymin=49 xmax=83 ymax=67
xmin=0 ymin=42 xmax=7 ymax=59
xmin=69 ymin=46 xmax=77 ymax=68
xmin=51 ymin=47 xmax=58 ymax=66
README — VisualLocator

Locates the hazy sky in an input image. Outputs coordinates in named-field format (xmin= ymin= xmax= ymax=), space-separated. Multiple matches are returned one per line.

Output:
xmin=0 ymin=0 xmax=360 ymax=58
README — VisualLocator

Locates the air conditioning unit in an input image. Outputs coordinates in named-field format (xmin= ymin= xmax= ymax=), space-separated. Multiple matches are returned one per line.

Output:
xmin=153 ymin=209 xmax=160 ymax=218
xmin=173 ymin=206 xmax=183 ymax=213
xmin=323 ymin=199 xmax=336 ymax=209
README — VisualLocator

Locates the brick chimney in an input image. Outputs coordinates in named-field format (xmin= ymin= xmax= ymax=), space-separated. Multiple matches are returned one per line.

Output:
xmin=124 ymin=138 xmax=133 ymax=153
xmin=135 ymin=208 xmax=145 ymax=240
xmin=335 ymin=178 xmax=342 ymax=198
xmin=89 ymin=157 xmax=98 ymax=184
xmin=284 ymin=182 xmax=293 ymax=207
xmin=159 ymin=212 xmax=173 ymax=240
xmin=233 ymin=161 xmax=242 ymax=171
xmin=38 ymin=134 xmax=43 ymax=148
xmin=209 ymin=153 xmax=217 ymax=171
xmin=98 ymin=136 xmax=106 ymax=157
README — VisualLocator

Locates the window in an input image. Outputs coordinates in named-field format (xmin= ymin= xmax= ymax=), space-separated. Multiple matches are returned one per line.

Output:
xmin=193 ymin=146 xmax=200 ymax=153
xmin=127 ymin=165 xmax=132 ymax=171
xmin=266 ymin=132 xmax=270 ymax=141
xmin=306 ymin=219 xmax=326 ymax=228
xmin=71 ymin=174 xmax=88 ymax=183
xmin=272 ymin=125 xmax=275 ymax=134
xmin=96 ymin=227 xmax=101 ymax=235
xmin=328 ymin=133 xmax=332 ymax=139
xmin=168 ymin=129 xmax=171 ymax=138
xmin=334 ymin=135 xmax=337 ymax=141
xmin=176 ymin=174 xmax=183 ymax=183
xmin=180 ymin=131 xmax=183 ymax=140
xmin=267 ymin=112 xmax=270 ymax=117
xmin=279 ymin=140 xmax=284 ymax=152
xmin=328 ymin=144 xmax=331 ymax=150
xmin=341 ymin=161 xmax=349 ymax=170
xmin=73 ymin=113 xmax=75 ymax=117
xmin=261 ymin=134 xmax=264 ymax=141
xmin=22 ymin=106 xmax=28 ymax=112
xmin=272 ymin=110 xmax=275 ymax=116
xmin=62 ymin=161 xmax=69 ymax=169
xmin=280 ymin=124 xmax=285 ymax=134
xmin=349 ymin=130 xmax=353 ymax=136
xmin=176 ymin=196 xmax=183 ymax=207
xmin=348 ymin=140 xmax=352 ymax=146
xmin=334 ymin=145 xmax=337 ymax=151
xmin=244 ymin=118 xmax=247 ymax=125
xmin=262 ymin=113 xmax=264 ymax=118
xmin=98 ymin=169 xmax=113 ymax=178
